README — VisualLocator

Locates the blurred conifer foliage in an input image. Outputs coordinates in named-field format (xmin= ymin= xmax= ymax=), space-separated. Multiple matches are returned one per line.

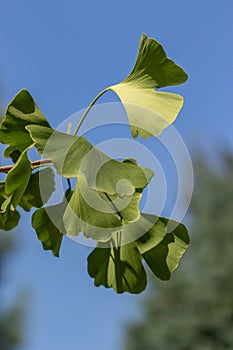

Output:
xmin=0 ymin=234 xmax=24 ymax=350
xmin=125 ymin=153 xmax=233 ymax=350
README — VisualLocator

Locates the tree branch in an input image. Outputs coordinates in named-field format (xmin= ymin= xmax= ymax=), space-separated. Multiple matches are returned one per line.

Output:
xmin=0 ymin=159 xmax=53 ymax=173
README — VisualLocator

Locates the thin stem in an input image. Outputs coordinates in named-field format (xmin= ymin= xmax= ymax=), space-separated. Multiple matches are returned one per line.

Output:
xmin=67 ymin=178 xmax=72 ymax=190
xmin=104 ymin=193 xmax=123 ymax=221
xmin=0 ymin=159 xmax=53 ymax=173
xmin=73 ymin=89 xmax=108 ymax=136
xmin=113 ymin=242 xmax=122 ymax=293
xmin=67 ymin=122 xmax=72 ymax=135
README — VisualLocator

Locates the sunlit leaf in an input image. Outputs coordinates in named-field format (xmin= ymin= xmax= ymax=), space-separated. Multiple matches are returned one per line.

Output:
xmin=27 ymin=126 xmax=153 ymax=241
xmin=87 ymin=214 xmax=189 ymax=293
xmin=107 ymin=188 xmax=143 ymax=223
xmin=121 ymin=33 xmax=188 ymax=88
xmin=87 ymin=157 xmax=153 ymax=196
xmin=26 ymin=125 xmax=154 ymax=194
xmin=88 ymin=236 xmax=147 ymax=294
xmin=63 ymin=174 xmax=122 ymax=241
xmin=107 ymin=33 xmax=188 ymax=138
xmin=136 ymin=215 xmax=190 ymax=280
xmin=5 ymin=147 xmax=32 ymax=209
xmin=63 ymin=172 xmax=149 ymax=241
xmin=0 ymin=89 xmax=51 ymax=161
xmin=26 ymin=125 xmax=92 ymax=176
xmin=27 ymin=125 xmax=153 ymax=237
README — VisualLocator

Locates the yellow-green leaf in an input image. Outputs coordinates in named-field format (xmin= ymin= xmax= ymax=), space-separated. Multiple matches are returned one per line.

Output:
xmin=107 ymin=34 xmax=188 ymax=139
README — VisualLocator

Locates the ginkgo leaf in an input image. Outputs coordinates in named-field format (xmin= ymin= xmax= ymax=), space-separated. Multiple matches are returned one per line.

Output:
xmin=85 ymin=156 xmax=153 ymax=196
xmin=107 ymin=188 xmax=143 ymax=223
xmin=136 ymin=214 xmax=190 ymax=280
xmin=32 ymin=206 xmax=63 ymax=257
xmin=63 ymin=174 xmax=123 ymax=241
xmin=26 ymin=125 xmax=154 ymax=194
xmin=0 ymin=195 xmax=20 ymax=230
xmin=121 ymin=33 xmax=188 ymax=88
xmin=26 ymin=125 xmax=92 ymax=176
xmin=88 ymin=237 xmax=147 ymax=294
xmin=0 ymin=89 xmax=51 ymax=161
xmin=119 ymin=213 xmax=167 ymax=245
xmin=32 ymin=189 xmax=72 ymax=257
xmin=0 ymin=34 xmax=189 ymax=295
xmin=19 ymin=168 xmax=55 ymax=211
xmin=0 ymin=145 xmax=36 ymax=230
xmin=64 ymin=181 xmax=144 ymax=241
xmin=0 ymin=183 xmax=6 ymax=197
xmin=5 ymin=147 xmax=32 ymax=209
xmin=87 ymin=214 xmax=189 ymax=293
xmin=0 ymin=161 xmax=54 ymax=233
xmin=106 ymin=33 xmax=188 ymax=139
xmin=27 ymin=126 xmax=153 ymax=241
xmin=0 ymin=195 xmax=14 ymax=222
xmin=62 ymin=159 xmax=150 ymax=240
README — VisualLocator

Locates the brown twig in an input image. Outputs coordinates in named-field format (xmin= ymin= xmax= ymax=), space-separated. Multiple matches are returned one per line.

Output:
xmin=0 ymin=159 xmax=53 ymax=173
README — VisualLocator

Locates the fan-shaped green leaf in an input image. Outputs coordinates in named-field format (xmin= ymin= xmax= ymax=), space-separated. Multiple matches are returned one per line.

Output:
xmin=136 ymin=215 xmax=190 ymax=280
xmin=32 ymin=190 xmax=72 ymax=257
xmin=5 ymin=147 xmax=32 ymax=209
xmin=27 ymin=126 xmax=153 ymax=241
xmin=32 ymin=207 xmax=63 ymax=257
xmin=0 ymin=89 xmax=50 ymax=161
xmin=88 ymin=214 xmax=189 ymax=293
xmin=26 ymin=125 xmax=154 ymax=194
xmin=88 ymin=237 xmax=147 ymax=294
xmin=0 ymin=195 xmax=20 ymax=230
xmin=121 ymin=33 xmax=188 ymax=88
xmin=62 ymin=166 xmax=149 ymax=240
xmin=63 ymin=174 xmax=122 ymax=241
xmin=26 ymin=125 xmax=93 ymax=176
xmin=107 ymin=33 xmax=188 ymax=139
xmin=64 ymin=186 xmax=144 ymax=241
xmin=0 ymin=148 xmax=30 ymax=230
xmin=19 ymin=167 xmax=55 ymax=211
xmin=107 ymin=189 xmax=143 ymax=223
xmin=85 ymin=156 xmax=153 ymax=196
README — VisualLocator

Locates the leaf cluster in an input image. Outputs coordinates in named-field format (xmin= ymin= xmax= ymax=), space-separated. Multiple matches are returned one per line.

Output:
xmin=0 ymin=34 xmax=189 ymax=294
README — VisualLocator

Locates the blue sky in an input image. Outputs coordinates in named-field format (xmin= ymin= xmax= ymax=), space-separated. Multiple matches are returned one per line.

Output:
xmin=1 ymin=1 xmax=233 ymax=349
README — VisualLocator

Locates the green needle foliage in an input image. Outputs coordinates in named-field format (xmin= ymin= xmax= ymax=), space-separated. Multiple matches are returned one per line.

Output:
xmin=0 ymin=34 xmax=189 ymax=294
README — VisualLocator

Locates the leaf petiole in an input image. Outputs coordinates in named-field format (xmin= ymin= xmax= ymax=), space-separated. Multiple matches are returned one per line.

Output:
xmin=73 ymin=89 xmax=108 ymax=136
